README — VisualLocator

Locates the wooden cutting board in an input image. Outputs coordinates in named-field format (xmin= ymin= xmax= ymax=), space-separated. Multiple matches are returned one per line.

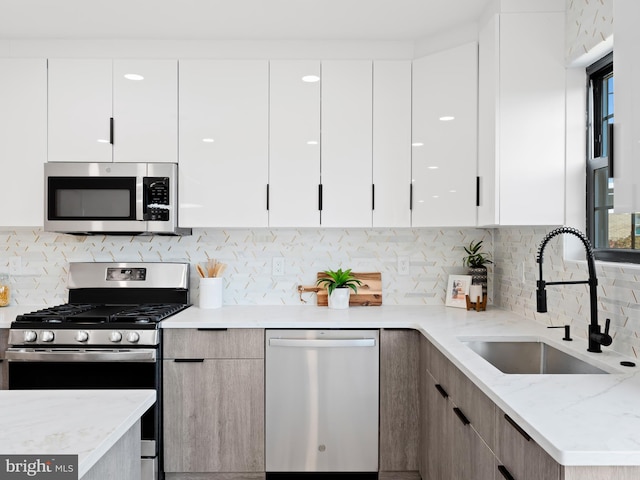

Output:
xmin=316 ymin=272 xmax=382 ymax=306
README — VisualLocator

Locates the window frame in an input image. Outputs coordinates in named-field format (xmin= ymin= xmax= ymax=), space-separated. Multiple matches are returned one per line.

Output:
xmin=585 ymin=53 xmax=640 ymax=263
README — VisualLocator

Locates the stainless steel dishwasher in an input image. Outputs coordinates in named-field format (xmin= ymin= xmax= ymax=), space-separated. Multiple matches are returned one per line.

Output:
xmin=265 ymin=329 xmax=379 ymax=475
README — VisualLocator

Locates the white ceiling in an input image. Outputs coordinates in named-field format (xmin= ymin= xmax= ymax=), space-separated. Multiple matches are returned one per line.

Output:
xmin=0 ymin=0 xmax=490 ymax=42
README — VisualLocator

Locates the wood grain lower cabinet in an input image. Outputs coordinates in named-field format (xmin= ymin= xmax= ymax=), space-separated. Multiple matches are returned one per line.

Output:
xmin=496 ymin=412 xmax=559 ymax=480
xmin=379 ymin=329 xmax=420 ymax=475
xmin=163 ymin=329 xmax=264 ymax=479
xmin=420 ymin=335 xmax=495 ymax=480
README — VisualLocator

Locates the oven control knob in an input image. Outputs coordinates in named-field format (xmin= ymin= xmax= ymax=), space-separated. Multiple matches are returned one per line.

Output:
xmin=24 ymin=331 xmax=37 ymax=342
xmin=126 ymin=332 xmax=140 ymax=343
xmin=109 ymin=331 xmax=123 ymax=343
xmin=75 ymin=331 xmax=89 ymax=343
xmin=41 ymin=331 xmax=55 ymax=342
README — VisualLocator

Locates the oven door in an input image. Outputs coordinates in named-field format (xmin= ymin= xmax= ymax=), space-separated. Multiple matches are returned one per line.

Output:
xmin=7 ymin=347 xmax=160 ymax=480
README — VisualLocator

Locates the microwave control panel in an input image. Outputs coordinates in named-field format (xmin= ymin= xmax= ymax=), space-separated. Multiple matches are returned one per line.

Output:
xmin=144 ymin=177 xmax=170 ymax=221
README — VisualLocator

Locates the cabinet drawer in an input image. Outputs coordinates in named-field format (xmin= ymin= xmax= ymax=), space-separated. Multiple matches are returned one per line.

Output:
xmin=452 ymin=365 xmax=495 ymax=451
xmin=496 ymin=410 xmax=559 ymax=480
xmin=163 ymin=329 xmax=264 ymax=359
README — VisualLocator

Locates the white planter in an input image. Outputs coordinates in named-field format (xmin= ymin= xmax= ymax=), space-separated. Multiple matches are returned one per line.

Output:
xmin=328 ymin=288 xmax=351 ymax=309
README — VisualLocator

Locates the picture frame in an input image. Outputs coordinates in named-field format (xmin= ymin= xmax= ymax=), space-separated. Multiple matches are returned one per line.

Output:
xmin=446 ymin=274 xmax=472 ymax=308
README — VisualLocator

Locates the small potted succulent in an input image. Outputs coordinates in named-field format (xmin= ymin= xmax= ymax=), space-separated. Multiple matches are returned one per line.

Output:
xmin=316 ymin=268 xmax=362 ymax=310
xmin=462 ymin=240 xmax=493 ymax=294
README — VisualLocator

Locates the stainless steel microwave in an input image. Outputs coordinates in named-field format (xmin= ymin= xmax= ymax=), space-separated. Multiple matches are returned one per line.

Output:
xmin=44 ymin=162 xmax=190 ymax=235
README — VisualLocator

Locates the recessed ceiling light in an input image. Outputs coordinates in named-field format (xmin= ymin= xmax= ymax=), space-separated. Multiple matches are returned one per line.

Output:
xmin=428 ymin=166 xmax=439 ymax=170
xmin=97 ymin=139 xmax=109 ymax=143
xmin=202 ymin=138 xmax=215 ymax=143
xmin=124 ymin=73 xmax=144 ymax=81
xmin=432 ymin=195 xmax=440 ymax=198
xmin=439 ymin=116 xmax=455 ymax=121
xmin=302 ymin=75 xmax=320 ymax=83
xmin=306 ymin=140 xmax=318 ymax=145
xmin=449 ymin=190 xmax=457 ymax=193
xmin=412 ymin=142 xmax=424 ymax=147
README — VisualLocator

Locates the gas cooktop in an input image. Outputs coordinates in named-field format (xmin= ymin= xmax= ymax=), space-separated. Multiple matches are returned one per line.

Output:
xmin=14 ymin=303 xmax=190 ymax=328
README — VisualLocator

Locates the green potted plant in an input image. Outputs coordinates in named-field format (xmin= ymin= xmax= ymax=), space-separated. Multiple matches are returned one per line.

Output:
xmin=316 ymin=268 xmax=362 ymax=309
xmin=462 ymin=240 xmax=493 ymax=295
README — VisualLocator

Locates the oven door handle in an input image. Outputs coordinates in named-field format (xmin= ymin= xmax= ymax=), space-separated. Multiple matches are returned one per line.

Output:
xmin=5 ymin=348 xmax=157 ymax=363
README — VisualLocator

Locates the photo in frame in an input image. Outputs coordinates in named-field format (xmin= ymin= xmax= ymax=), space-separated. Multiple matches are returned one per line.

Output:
xmin=446 ymin=274 xmax=472 ymax=308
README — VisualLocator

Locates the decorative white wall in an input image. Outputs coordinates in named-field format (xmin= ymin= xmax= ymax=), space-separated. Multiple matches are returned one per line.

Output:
xmin=494 ymin=226 xmax=640 ymax=359
xmin=0 ymin=227 xmax=492 ymax=308
xmin=566 ymin=0 xmax=613 ymax=65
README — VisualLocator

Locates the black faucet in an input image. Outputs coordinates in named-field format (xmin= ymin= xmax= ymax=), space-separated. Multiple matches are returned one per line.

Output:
xmin=536 ymin=226 xmax=612 ymax=353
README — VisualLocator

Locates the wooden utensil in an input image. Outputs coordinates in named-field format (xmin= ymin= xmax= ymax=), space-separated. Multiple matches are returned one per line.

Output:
xmin=196 ymin=264 xmax=207 ymax=278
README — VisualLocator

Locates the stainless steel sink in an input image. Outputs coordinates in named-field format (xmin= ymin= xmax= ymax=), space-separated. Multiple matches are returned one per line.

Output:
xmin=462 ymin=340 xmax=609 ymax=374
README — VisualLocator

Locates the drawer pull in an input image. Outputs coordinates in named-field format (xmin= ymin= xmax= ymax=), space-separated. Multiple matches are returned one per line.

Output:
xmin=498 ymin=465 xmax=515 ymax=480
xmin=453 ymin=407 xmax=470 ymax=426
xmin=504 ymin=414 xmax=531 ymax=441
xmin=196 ymin=328 xmax=228 ymax=331
xmin=434 ymin=384 xmax=449 ymax=398
xmin=174 ymin=358 xmax=204 ymax=363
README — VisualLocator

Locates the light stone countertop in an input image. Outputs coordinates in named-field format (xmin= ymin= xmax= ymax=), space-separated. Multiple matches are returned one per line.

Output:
xmin=162 ymin=304 xmax=640 ymax=467
xmin=0 ymin=389 xmax=155 ymax=478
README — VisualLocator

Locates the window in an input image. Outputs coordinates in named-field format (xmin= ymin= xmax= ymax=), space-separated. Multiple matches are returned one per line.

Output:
xmin=586 ymin=53 xmax=640 ymax=262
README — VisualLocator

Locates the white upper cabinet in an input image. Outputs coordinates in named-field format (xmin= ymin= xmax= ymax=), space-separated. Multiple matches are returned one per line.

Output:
xmin=268 ymin=60 xmax=321 ymax=227
xmin=48 ymin=59 xmax=178 ymax=163
xmin=412 ymin=43 xmax=478 ymax=227
xmin=477 ymin=9 xmax=565 ymax=226
xmin=113 ymin=60 xmax=178 ymax=163
xmin=321 ymin=61 xmax=373 ymax=227
xmin=48 ymin=59 xmax=113 ymax=162
xmin=613 ymin=0 xmax=640 ymax=212
xmin=373 ymin=61 xmax=412 ymax=228
xmin=179 ymin=60 xmax=269 ymax=228
xmin=0 ymin=59 xmax=47 ymax=226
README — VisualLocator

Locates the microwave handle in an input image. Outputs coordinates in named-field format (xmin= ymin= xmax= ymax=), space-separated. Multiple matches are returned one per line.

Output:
xmin=136 ymin=178 xmax=145 ymax=221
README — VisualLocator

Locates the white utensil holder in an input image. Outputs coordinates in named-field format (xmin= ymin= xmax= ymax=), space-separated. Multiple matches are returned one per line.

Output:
xmin=199 ymin=277 xmax=223 ymax=309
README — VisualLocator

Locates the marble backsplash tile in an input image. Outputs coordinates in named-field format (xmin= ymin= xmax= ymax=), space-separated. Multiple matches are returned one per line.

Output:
xmin=0 ymin=227 xmax=493 ymax=308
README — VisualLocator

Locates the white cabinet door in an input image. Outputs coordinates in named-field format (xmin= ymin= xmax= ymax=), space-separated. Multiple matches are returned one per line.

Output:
xmin=48 ymin=59 xmax=113 ymax=163
xmin=412 ymin=43 xmax=478 ymax=227
xmin=179 ymin=60 xmax=269 ymax=227
xmin=478 ymin=11 xmax=565 ymax=226
xmin=613 ymin=0 xmax=640 ymax=212
xmin=0 ymin=59 xmax=47 ymax=226
xmin=321 ymin=61 xmax=373 ymax=227
xmin=113 ymin=60 xmax=178 ymax=163
xmin=373 ymin=61 xmax=412 ymax=228
xmin=268 ymin=60 xmax=321 ymax=227
xmin=477 ymin=16 xmax=500 ymax=227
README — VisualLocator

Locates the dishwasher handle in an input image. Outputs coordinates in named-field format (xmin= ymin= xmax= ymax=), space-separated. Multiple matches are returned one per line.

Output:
xmin=268 ymin=338 xmax=377 ymax=348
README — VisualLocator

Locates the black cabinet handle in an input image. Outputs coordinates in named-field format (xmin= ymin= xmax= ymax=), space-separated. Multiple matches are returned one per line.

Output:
xmin=197 ymin=328 xmax=228 ymax=331
xmin=174 ymin=358 xmax=204 ymax=363
xmin=434 ymin=384 xmax=448 ymax=398
xmin=498 ymin=465 xmax=515 ymax=480
xmin=504 ymin=414 xmax=531 ymax=441
xmin=476 ymin=176 xmax=481 ymax=206
xmin=266 ymin=184 xmax=270 ymax=210
xmin=409 ymin=183 xmax=413 ymax=210
xmin=372 ymin=184 xmax=375 ymax=210
xmin=318 ymin=184 xmax=323 ymax=211
xmin=453 ymin=407 xmax=470 ymax=426
xmin=109 ymin=117 xmax=114 ymax=144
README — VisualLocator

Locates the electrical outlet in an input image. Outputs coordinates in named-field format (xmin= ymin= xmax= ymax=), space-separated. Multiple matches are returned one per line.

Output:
xmin=272 ymin=257 xmax=285 ymax=276
xmin=9 ymin=256 xmax=21 ymax=275
xmin=398 ymin=256 xmax=410 ymax=276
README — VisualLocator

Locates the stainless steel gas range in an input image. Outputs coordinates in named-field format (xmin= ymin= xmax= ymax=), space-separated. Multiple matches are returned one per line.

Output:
xmin=6 ymin=262 xmax=191 ymax=480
